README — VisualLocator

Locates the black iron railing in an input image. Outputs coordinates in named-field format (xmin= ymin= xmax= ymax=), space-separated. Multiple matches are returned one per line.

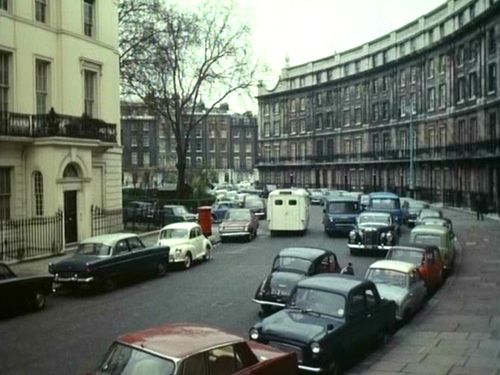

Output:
xmin=0 ymin=211 xmax=63 ymax=262
xmin=0 ymin=109 xmax=117 ymax=143
xmin=91 ymin=206 xmax=124 ymax=237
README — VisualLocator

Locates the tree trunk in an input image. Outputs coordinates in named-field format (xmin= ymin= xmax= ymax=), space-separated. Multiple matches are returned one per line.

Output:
xmin=175 ymin=150 xmax=192 ymax=199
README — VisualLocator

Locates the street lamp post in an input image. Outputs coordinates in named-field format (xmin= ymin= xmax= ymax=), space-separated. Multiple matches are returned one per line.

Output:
xmin=408 ymin=102 xmax=415 ymax=199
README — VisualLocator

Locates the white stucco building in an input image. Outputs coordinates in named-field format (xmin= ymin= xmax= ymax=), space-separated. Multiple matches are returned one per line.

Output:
xmin=0 ymin=0 xmax=122 ymax=259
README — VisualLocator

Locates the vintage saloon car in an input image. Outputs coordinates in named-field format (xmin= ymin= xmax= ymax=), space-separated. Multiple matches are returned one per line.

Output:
xmin=419 ymin=217 xmax=454 ymax=238
xmin=403 ymin=200 xmax=430 ymax=227
xmin=348 ymin=212 xmax=398 ymax=256
xmin=157 ymin=222 xmax=212 ymax=269
xmin=49 ymin=233 xmax=169 ymax=292
xmin=410 ymin=225 xmax=455 ymax=274
xmin=92 ymin=323 xmax=298 ymax=375
xmin=253 ymin=247 xmax=341 ymax=315
xmin=365 ymin=260 xmax=427 ymax=322
xmin=385 ymin=244 xmax=444 ymax=292
xmin=250 ymin=275 xmax=397 ymax=374
xmin=415 ymin=208 xmax=443 ymax=226
xmin=0 ymin=262 xmax=53 ymax=313
xmin=219 ymin=208 xmax=259 ymax=242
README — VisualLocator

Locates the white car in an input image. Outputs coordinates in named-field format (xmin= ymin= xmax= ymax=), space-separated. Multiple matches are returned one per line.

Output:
xmin=365 ymin=260 xmax=427 ymax=322
xmin=157 ymin=222 xmax=212 ymax=269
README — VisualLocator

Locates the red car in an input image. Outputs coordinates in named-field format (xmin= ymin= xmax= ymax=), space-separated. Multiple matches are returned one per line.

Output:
xmin=91 ymin=323 xmax=297 ymax=375
xmin=385 ymin=244 xmax=444 ymax=291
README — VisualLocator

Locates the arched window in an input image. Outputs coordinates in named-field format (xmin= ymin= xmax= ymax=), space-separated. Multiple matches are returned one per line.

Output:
xmin=33 ymin=171 xmax=44 ymax=216
xmin=63 ymin=163 xmax=79 ymax=178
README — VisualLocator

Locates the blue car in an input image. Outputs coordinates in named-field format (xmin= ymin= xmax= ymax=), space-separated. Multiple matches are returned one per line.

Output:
xmin=211 ymin=201 xmax=239 ymax=222
xmin=366 ymin=192 xmax=403 ymax=231
xmin=322 ymin=196 xmax=361 ymax=236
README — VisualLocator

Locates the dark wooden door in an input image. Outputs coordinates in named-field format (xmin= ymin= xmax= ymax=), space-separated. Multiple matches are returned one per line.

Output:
xmin=64 ymin=190 xmax=77 ymax=244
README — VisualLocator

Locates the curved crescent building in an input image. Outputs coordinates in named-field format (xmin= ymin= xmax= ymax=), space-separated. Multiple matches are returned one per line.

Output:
xmin=256 ymin=0 xmax=500 ymax=212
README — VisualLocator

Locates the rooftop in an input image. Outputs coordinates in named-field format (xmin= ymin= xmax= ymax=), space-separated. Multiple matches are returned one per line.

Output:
xmin=369 ymin=260 xmax=418 ymax=274
xmin=298 ymin=274 xmax=366 ymax=294
xmin=278 ymin=247 xmax=331 ymax=260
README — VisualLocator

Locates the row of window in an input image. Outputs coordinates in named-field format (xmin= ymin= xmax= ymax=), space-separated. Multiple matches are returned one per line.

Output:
xmin=130 ymin=124 xmax=255 ymax=139
xmin=130 ymin=139 xmax=254 ymax=154
xmin=0 ymin=51 xmax=98 ymax=117
xmin=276 ymin=2 xmax=495 ymax=92
xmin=0 ymin=168 xmax=43 ymax=220
xmin=0 ymin=0 xmax=96 ymax=38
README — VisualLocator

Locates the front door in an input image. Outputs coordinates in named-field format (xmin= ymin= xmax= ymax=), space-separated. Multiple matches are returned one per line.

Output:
xmin=64 ymin=190 xmax=78 ymax=244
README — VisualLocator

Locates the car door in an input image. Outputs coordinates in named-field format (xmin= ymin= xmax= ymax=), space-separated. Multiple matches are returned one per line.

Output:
xmin=409 ymin=270 xmax=427 ymax=313
xmin=194 ymin=227 xmax=204 ymax=257
xmin=127 ymin=237 xmax=152 ymax=273
xmin=344 ymin=289 xmax=372 ymax=351
xmin=108 ymin=239 xmax=133 ymax=278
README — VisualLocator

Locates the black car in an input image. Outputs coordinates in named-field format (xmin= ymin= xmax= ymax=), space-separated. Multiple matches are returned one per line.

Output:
xmin=154 ymin=205 xmax=197 ymax=226
xmin=404 ymin=200 xmax=430 ymax=227
xmin=49 ymin=233 xmax=169 ymax=292
xmin=245 ymin=196 xmax=266 ymax=220
xmin=0 ymin=263 xmax=53 ymax=313
xmin=123 ymin=201 xmax=154 ymax=224
xmin=250 ymin=274 xmax=397 ymax=374
xmin=348 ymin=211 xmax=398 ymax=256
xmin=252 ymin=247 xmax=340 ymax=315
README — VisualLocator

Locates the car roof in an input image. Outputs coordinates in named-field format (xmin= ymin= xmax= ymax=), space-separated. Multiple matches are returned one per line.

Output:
xmin=269 ymin=189 xmax=309 ymax=197
xmin=297 ymin=274 xmax=367 ymax=295
xmin=411 ymin=225 xmax=449 ymax=235
xmin=369 ymin=260 xmax=417 ymax=273
xmin=226 ymin=208 xmax=251 ymax=213
xmin=369 ymin=192 xmax=399 ymax=199
xmin=118 ymin=323 xmax=244 ymax=360
xmin=162 ymin=205 xmax=186 ymax=208
xmin=160 ymin=222 xmax=200 ymax=231
xmin=326 ymin=196 xmax=359 ymax=203
xmin=390 ymin=244 xmax=438 ymax=253
xmin=278 ymin=247 xmax=331 ymax=260
xmin=360 ymin=211 xmax=391 ymax=217
xmin=80 ymin=233 xmax=137 ymax=246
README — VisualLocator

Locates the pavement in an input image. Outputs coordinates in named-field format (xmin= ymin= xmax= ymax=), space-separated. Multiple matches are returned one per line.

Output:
xmin=347 ymin=207 xmax=500 ymax=375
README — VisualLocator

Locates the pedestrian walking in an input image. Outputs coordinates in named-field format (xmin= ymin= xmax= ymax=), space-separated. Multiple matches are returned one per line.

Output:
xmin=479 ymin=194 xmax=487 ymax=221
xmin=475 ymin=194 xmax=484 ymax=221
xmin=340 ymin=262 xmax=354 ymax=275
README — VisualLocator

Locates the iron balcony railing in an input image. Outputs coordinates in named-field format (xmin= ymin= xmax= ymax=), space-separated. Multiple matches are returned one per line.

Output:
xmin=0 ymin=110 xmax=117 ymax=143
xmin=257 ymin=139 xmax=500 ymax=166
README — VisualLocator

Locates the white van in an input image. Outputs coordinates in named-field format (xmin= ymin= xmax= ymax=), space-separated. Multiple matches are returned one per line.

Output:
xmin=267 ymin=189 xmax=310 ymax=235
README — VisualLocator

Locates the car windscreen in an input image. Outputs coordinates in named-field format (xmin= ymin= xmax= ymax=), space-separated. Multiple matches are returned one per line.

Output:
xmin=96 ymin=342 xmax=175 ymax=375
xmin=366 ymin=268 xmax=408 ymax=289
xmin=327 ymin=201 xmax=359 ymax=214
xmin=173 ymin=207 xmax=189 ymax=216
xmin=76 ymin=243 xmax=112 ymax=256
xmin=358 ymin=214 xmax=390 ymax=224
xmin=225 ymin=210 xmax=251 ymax=221
xmin=273 ymin=256 xmax=312 ymax=274
xmin=160 ymin=228 xmax=189 ymax=239
xmin=420 ymin=210 xmax=441 ymax=218
xmin=289 ymin=287 xmax=346 ymax=318
xmin=386 ymin=249 xmax=423 ymax=265
xmin=413 ymin=234 xmax=442 ymax=247
xmin=246 ymin=199 xmax=263 ymax=209
xmin=370 ymin=198 xmax=399 ymax=210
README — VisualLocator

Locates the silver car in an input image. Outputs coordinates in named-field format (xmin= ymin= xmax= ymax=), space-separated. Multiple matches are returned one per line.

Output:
xmin=365 ymin=260 xmax=427 ymax=322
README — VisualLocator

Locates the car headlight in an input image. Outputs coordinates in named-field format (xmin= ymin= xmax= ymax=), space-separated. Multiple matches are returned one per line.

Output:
xmin=387 ymin=232 xmax=394 ymax=242
xmin=311 ymin=342 xmax=321 ymax=354
xmin=175 ymin=248 xmax=182 ymax=256
xmin=250 ymin=328 xmax=259 ymax=340
xmin=349 ymin=230 xmax=357 ymax=241
xmin=329 ymin=217 xmax=334 ymax=222
xmin=380 ymin=232 xmax=387 ymax=240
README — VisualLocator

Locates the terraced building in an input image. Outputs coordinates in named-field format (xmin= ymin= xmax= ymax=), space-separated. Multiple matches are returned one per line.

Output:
xmin=256 ymin=0 xmax=500 ymax=212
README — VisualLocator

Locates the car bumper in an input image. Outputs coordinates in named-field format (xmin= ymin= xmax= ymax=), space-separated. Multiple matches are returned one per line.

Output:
xmin=298 ymin=364 xmax=323 ymax=373
xmin=220 ymin=231 xmax=250 ymax=237
xmin=251 ymin=298 xmax=286 ymax=308
xmin=348 ymin=243 xmax=393 ymax=251
xmin=53 ymin=275 xmax=95 ymax=283
xmin=325 ymin=223 xmax=355 ymax=232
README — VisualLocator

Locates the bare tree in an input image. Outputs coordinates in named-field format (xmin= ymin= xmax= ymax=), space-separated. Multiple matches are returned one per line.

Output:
xmin=119 ymin=0 xmax=257 ymax=197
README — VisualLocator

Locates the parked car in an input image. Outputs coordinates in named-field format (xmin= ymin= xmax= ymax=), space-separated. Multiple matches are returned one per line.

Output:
xmin=365 ymin=260 xmax=427 ymax=322
xmin=157 ymin=222 xmax=212 ymax=269
xmin=308 ymin=189 xmax=324 ymax=205
xmin=418 ymin=217 xmax=454 ymax=237
xmin=322 ymin=195 xmax=361 ymax=236
xmin=123 ymin=201 xmax=154 ymax=224
xmin=245 ymin=196 xmax=266 ymax=220
xmin=0 ymin=263 xmax=53 ymax=313
xmin=348 ymin=212 xmax=398 ymax=256
xmin=253 ymin=247 xmax=341 ymax=315
xmin=415 ymin=208 xmax=443 ymax=226
xmin=49 ymin=233 xmax=169 ymax=292
xmin=385 ymin=244 xmax=444 ymax=292
xmin=219 ymin=208 xmax=259 ymax=242
xmin=410 ymin=225 xmax=455 ymax=274
xmin=155 ymin=205 xmax=197 ymax=226
xmin=91 ymin=323 xmax=298 ymax=375
xmin=250 ymin=274 xmax=397 ymax=374
xmin=212 ymin=201 xmax=239 ymax=223
xmin=404 ymin=200 xmax=430 ymax=227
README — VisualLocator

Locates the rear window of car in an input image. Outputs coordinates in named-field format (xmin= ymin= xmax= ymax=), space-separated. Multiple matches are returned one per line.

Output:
xmin=327 ymin=201 xmax=359 ymax=214
xmin=387 ymin=249 xmax=423 ymax=265
xmin=77 ymin=243 xmax=112 ymax=256
xmin=413 ymin=234 xmax=442 ymax=247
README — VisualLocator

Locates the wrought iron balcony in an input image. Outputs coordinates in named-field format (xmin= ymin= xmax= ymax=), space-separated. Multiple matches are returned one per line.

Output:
xmin=0 ymin=109 xmax=117 ymax=143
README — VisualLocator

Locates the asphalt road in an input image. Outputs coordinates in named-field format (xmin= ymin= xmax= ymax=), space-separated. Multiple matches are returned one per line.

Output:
xmin=0 ymin=205 xmax=411 ymax=375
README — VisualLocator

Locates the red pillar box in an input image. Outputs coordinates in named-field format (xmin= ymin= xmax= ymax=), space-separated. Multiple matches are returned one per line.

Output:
xmin=198 ymin=206 xmax=212 ymax=237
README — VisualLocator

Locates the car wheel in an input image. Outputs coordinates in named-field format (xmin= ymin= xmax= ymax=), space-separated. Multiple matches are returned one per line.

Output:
xmin=402 ymin=309 xmax=412 ymax=324
xmin=246 ymin=233 xmax=251 ymax=242
xmin=31 ymin=291 xmax=47 ymax=310
xmin=203 ymin=246 xmax=211 ymax=261
xmin=376 ymin=327 xmax=391 ymax=347
xmin=156 ymin=261 xmax=168 ymax=277
xmin=102 ymin=278 xmax=117 ymax=292
xmin=184 ymin=252 xmax=192 ymax=269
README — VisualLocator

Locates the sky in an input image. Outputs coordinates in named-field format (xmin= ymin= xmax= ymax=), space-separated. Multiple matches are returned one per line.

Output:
xmin=178 ymin=0 xmax=447 ymax=113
